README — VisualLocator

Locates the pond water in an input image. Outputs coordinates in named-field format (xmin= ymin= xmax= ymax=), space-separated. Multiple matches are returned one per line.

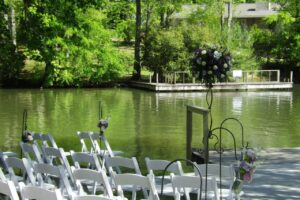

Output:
xmin=0 ymin=86 xmax=299 ymax=165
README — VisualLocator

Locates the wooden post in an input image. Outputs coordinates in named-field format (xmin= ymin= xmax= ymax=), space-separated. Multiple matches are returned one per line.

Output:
xmin=186 ymin=108 xmax=193 ymax=161
xmin=277 ymin=70 xmax=280 ymax=82
xmin=186 ymin=105 xmax=210 ymax=161
xmin=290 ymin=71 xmax=293 ymax=83
xmin=156 ymin=73 xmax=158 ymax=84
xmin=174 ymin=72 xmax=176 ymax=84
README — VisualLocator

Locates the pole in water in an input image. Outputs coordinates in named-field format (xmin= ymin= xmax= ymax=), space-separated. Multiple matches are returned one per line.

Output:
xmin=99 ymin=101 xmax=103 ymax=119
xmin=21 ymin=109 xmax=32 ymax=143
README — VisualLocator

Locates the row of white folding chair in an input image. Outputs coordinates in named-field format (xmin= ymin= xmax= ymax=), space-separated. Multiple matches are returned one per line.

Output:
xmin=0 ymin=178 xmax=114 ymax=200
xmin=3 ymin=153 xmax=73 ymax=199
xmin=3 ymin=156 xmax=120 ymax=200
xmin=44 ymin=150 xmax=143 ymax=198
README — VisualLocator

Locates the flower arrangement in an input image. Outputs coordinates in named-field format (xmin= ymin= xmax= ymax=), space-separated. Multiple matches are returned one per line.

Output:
xmin=191 ymin=46 xmax=232 ymax=87
xmin=232 ymin=148 xmax=257 ymax=195
xmin=239 ymin=148 xmax=257 ymax=183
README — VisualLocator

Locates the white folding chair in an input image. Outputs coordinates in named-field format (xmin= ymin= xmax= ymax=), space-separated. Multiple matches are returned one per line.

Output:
xmin=77 ymin=132 xmax=95 ymax=153
xmin=4 ymin=156 xmax=36 ymax=186
xmin=89 ymin=132 xmax=123 ymax=158
xmin=0 ymin=167 xmax=6 ymax=181
xmin=105 ymin=156 xmax=141 ymax=175
xmin=33 ymin=163 xmax=74 ymax=199
xmin=20 ymin=142 xmax=44 ymax=165
xmin=194 ymin=163 xmax=237 ymax=199
xmin=112 ymin=172 xmax=159 ymax=200
xmin=145 ymin=157 xmax=185 ymax=196
xmin=171 ymin=173 xmax=219 ymax=200
xmin=106 ymin=156 xmax=147 ymax=199
xmin=72 ymin=168 xmax=114 ymax=198
xmin=70 ymin=151 xmax=103 ymax=171
xmin=43 ymin=147 xmax=75 ymax=186
xmin=41 ymin=133 xmax=59 ymax=148
xmin=19 ymin=182 xmax=63 ymax=200
xmin=0 ymin=179 xmax=19 ymax=200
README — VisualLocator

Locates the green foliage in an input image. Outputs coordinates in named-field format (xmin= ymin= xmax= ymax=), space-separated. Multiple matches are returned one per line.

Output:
xmin=143 ymin=0 xmax=258 ymax=75
xmin=19 ymin=1 xmax=126 ymax=87
xmin=223 ymin=24 xmax=258 ymax=70
xmin=142 ymin=28 xmax=190 ymax=74
xmin=253 ymin=10 xmax=300 ymax=68
xmin=105 ymin=1 xmax=135 ymax=43
xmin=0 ymin=1 xmax=24 ymax=86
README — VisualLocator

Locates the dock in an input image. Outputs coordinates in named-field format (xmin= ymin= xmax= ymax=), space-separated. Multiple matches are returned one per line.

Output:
xmin=130 ymin=70 xmax=293 ymax=92
xmin=130 ymin=81 xmax=293 ymax=92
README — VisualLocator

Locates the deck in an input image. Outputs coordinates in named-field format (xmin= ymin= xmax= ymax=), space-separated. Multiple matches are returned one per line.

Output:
xmin=130 ymin=81 xmax=293 ymax=92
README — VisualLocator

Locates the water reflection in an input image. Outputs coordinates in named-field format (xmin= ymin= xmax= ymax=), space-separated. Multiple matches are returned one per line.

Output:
xmin=0 ymin=87 xmax=299 ymax=161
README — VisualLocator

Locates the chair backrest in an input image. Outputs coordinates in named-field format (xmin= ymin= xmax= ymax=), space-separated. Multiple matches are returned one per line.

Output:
xmin=77 ymin=132 xmax=94 ymax=153
xmin=72 ymin=168 xmax=114 ymax=198
xmin=20 ymin=142 xmax=44 ymax=164
xmin=32 ymin=133 xmax=45 ymax=156
xmin=33 ymin=163 xmax=73 ymax=198
xmin=19 ymin=182 xmax=63 ymax=200
xmin=112 ymin=172 xmax=159 ymax=200
xmin=171 ymin=174 xmax=219 ymax=200
xmin=89 ymin=132 xmax=115 ymax=157
xmin=105 ymin=156 xmax=141 ymax=175
xmin=4 ymin=156 xmax=36 ymax=185
xmin=194 ymin=163 xmax=235 ymax=189
xmin=70 ymin=151 xmax=102 ymax=171
xmin=0 ymin=167 xmax=6 ymax=181
xmin=41 ymin=134 xmax=58 ymax=148
xmin=0 ymin=179 xmax=19 ymax=200
xmin=43 ymin=147 xmax=75 ymax=185
xmin=145 ymin=157 xmax=184 ymax=175
xmin=145 ymin=157 xmax=185 ymax=197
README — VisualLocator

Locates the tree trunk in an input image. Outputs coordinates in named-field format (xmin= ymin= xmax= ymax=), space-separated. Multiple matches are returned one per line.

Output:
xmin=133 ymin=0 xmax=141 ymax=80
xmin=9 ymin=4 xmax=16 ymax=47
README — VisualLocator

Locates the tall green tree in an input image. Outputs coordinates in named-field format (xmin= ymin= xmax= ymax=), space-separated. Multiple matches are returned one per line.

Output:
xmin=252 ymin=0 xmax=300 ymax=73
xmin=0 ymin=0 xmax=24 ymax=86
xmin=133 ymin=0 xmax=141 ymax=80
xmin=19 ymin=0 xmax=126 ymax=87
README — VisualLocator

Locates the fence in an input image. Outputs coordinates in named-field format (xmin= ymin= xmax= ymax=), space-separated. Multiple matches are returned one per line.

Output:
xmin=148 ymin=70 xmax=293 ymax=84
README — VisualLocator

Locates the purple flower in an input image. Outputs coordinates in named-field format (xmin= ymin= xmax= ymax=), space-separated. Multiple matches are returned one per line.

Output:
xmin=243 ymin=172 xmax=252 ymax=182
xmin=240 ymin=161 xmax=252 ymax=172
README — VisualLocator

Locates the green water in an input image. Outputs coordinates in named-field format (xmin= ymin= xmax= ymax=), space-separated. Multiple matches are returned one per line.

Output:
xmin=0 ymin=86 xmax=299 ymax=165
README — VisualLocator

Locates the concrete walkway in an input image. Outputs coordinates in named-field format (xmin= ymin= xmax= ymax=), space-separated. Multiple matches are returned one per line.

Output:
xmin=209 ymin=148 xmax=300 ymax=199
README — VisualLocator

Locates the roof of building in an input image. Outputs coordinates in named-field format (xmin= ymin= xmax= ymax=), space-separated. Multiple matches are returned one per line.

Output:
xmin=224 ymin=3 xmax=280 ymax=19
xmin=171 ymin=3 xmax=280 ymax=20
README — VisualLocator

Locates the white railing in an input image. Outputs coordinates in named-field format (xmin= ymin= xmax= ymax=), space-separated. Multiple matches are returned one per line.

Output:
xmin=148 ymin=70 xmax=293 ymax=84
